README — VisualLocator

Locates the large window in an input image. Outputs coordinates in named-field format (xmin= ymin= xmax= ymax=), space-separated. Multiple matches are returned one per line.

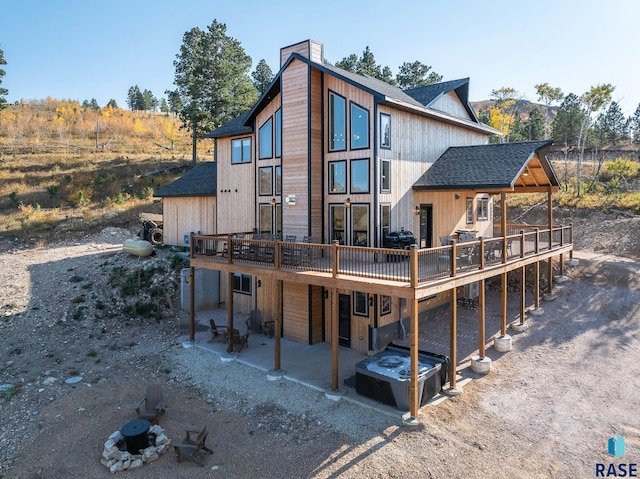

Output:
xmin=231 ymin=138 xmax=251 ymax=164
xmin=380 ymin=159 xmax=390 ymax=192
xmin=259 ymin=167 xmax=273 ymax=196
xmin=350 ymin=103 xmax=369 ymax=149
xmin=274 ymin=109 xmax=282 ymax=158
xmin=330 ymin=205 xmax=345 ymax=244
xmin=350 ymin=159 xmax=369 ymax=193
xmin=233 ymin=273 xmax=252 ymax=295
xmin=351 ymin=204 xmax=369 ymax=246
xmin=380 ymin=113 xmax=391 ymax=149
xmin=275 ymin=166 xmax=282 ymax=195
xmin=259 ymin=204 xmax=272 ymax=235
xmin=259 ymin=118 xmax=273 ymax=159
xmin=329 ymin=92 xmax=346 ymax=151
xmin=329 ymin=160 xmax=346 ymax=193
xmin=353 ymin=292 xmax=369 ymax=316
xmin=477 ymin=197 xmax=489 ymax=221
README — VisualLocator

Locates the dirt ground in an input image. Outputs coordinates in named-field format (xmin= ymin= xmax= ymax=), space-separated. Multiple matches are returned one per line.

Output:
xmin=1 ymin=215 xmax=640 ymax=478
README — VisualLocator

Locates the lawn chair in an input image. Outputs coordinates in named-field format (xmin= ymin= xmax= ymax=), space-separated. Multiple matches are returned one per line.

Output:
xmin=248 ymin=309 xmax=274 ymax=338
xmin=208 ymin=319 xmax=228 ymax=343
xmin=173 ymin=426 xmax=213 ymax=466
xmin=134 ymin=384 xmax=166 ymax=424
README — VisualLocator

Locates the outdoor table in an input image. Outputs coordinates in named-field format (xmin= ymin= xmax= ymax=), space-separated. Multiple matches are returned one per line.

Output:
xmin=121 ymin=419 xmax=150 ymax=454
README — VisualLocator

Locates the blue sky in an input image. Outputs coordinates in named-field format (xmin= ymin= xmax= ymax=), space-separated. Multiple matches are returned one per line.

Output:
xmin=1 ymin=0 xmax=638 ymax=116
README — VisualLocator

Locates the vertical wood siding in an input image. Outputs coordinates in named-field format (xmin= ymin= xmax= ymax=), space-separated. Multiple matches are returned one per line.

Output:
xmin=162 ymin=197 xmax=216 ymax=246
xmin=431 ymin=91 xmax=473 ymax=120
xmin=283 ymin=281 xmax=310 ymax=342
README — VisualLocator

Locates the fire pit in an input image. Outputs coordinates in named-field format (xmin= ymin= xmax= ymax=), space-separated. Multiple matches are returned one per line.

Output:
xmin=101 ymin=423 xmax=170 ymax=473
xmin=355 ymin=345 xmax=448 ymax=410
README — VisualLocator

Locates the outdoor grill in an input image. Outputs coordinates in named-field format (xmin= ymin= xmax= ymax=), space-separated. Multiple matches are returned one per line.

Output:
xmin=382 ymin=230 xmax=416 ymax=249
xmin=355 ymin=345 xmax=448 ymax=410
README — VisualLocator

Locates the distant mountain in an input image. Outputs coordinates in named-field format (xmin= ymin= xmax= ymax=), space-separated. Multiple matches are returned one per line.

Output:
xmin=471 ymin=99 xmax=557 ymax=120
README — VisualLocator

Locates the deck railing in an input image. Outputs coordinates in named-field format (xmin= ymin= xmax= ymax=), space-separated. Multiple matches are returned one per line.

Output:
xmin=191 ymin=224 xmax=573 ymax=287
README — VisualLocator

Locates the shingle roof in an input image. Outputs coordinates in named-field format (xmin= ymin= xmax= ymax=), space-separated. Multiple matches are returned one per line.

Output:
xmin=154 ymin=162 xmax=217 ymax=197
xmin=413 ymin=140 xmax=556 ymax=190
xmin=205 ymin=111 xmax=252 ymax=139
xmin=404 ymin=78 xmax=470 ymax=107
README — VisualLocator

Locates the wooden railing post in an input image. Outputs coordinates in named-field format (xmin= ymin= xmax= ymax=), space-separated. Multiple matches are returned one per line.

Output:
xmin=479 ymin=237 xmax=485 ymax=270
xmin=449 ymin=239 xmax=457 ymax=277
xmin=274 ymin=240 xmax=281 ymax=269
xmin=569 ymin=224 xmax=574 ymax=259
xmin=410 ymin=244 xmax=418 ymax=288
xmin=332 ymin=240 xmax=340 ymax=278
xmin=520 ymin=230 xmax=525 ymax=259
xmin=189 ymin=232 xmax=195 ymax=259
xmin=227 ymin=234 xmax=233 ymax=264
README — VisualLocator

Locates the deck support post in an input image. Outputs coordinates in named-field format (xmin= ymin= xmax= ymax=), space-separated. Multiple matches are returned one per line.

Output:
xmin=274 ymin=280 xmax=282 ymax=372
xmin=408 ymin=246 xmax=419 ymax=419
xmin=500 ymin=272 xmax=507 ymax=336
xmin=547 ymin=188 xmax=554 ymax=295
xmin=189 ymin=265 xmax=195 ymax=342
xmin=331 ymin=287 xmax=339 ymax=392
xmin=227 ymin=271 xmax=234 ymax=353
xmin=444 ymin=288 xmax=461 ymax=395
xmin=471 ymin=279 xmax=491 ymax=374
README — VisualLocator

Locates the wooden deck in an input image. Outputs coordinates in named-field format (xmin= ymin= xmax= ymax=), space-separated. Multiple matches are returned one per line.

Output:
xmin=189 ymin=225 xmax=573 ymax=299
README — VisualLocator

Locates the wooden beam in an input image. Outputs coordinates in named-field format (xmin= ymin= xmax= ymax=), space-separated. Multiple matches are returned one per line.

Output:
xmin=189 ymin=266 xmax=195 ymax=342
xmin=331 ymin=287 xmax=339 ymax=391
xmin=409 ymin=297 xmax=419 ymax=418
xmin=227 ymin=271 xmax=234 ymax=353
xmin=450 ymin=289 xmax=457 ymax=389
xmin=501 ymin=272 xmax=507 ymax=335
xmin=275 ymin=279 xmax=282 ymax=371
xmin=478 ymin=279 xmax=485 ymax=357
xmin=519 ymin=266 xmax=526 ymax=325
xmin=547 ymin=188 xmax=553 ymax=294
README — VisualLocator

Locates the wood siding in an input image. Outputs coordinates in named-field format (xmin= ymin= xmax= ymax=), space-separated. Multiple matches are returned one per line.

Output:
xmin=161 ymin=197 xmax=216 ymax=246
xmin=376 ymin=105 xmax=488 ymax=237
xmin=256 ymin=276 xmax=281 ymax=325
xmin=281 ymin=59 xmax=311 ymax=238
xmin=431 ymin=91 xmax=473 ymax=120
xmin=283 ymin=281 xmax=310 ymax=342
xmin=280 ymin=39 xmax=323 ymax=67
xmin=216 ymin=136 xmax=255 ymax=235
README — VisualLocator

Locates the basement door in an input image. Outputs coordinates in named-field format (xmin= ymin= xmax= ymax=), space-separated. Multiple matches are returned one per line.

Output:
xmin=419 ymin=204 xmax=433 ymax=248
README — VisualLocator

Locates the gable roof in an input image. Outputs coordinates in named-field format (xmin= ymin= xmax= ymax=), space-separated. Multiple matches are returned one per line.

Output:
xmin=413 ymin=140 xmax=558 ymax=192
xmin=404 ymin=78 xmax=478 ymax=122
xmin=154 ymin=162 xmax=217 ymax=197
xmin=209 ymin=52 xmax=499 ymax=139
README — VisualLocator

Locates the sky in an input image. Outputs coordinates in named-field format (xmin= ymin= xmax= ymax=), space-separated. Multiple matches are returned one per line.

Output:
xmin=1 ymin=0 xmax=638 ymax=116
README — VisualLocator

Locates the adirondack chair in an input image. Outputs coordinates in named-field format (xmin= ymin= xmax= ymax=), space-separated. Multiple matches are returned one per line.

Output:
xmin=207 ymin=319 xmax=227 ymax=343
xmin=134 ymin=384 xmax=166 ymax=424
xmin=173 ymin=426 xmax=213 ymax=466
xmin=248 ymin=309 xmax=274 ymax=338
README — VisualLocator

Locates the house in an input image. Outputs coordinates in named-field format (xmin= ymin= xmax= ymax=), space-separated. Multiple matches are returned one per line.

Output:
xmin=180 ymin=39 xmax=572 ymax=418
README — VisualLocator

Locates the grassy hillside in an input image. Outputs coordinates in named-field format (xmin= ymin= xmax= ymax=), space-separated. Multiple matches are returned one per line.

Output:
xmin=0 ymin=99 xmax=210 ymax=243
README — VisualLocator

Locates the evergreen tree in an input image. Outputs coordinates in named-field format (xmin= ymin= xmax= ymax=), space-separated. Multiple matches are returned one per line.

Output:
xmin=252 ymin=59 xmax=274 ymax=95
xmin=106 ymin=99 xmax=118 ymax=109
xmin=159 ymin=98 xmax=169 ymax=113
xmin=552 ymin=93 xmax=583 ymax=148
xmin=396 ymin=61 xmax=443 ymax=90
xmin=525 ymin=107 xmax=545 ymax=140
xmin=629 ymin=103 xmax=640 ymax=144
xmin=597 ymin=101 xmax=627 ymax=145
xmin=127 ymin=85 xmax=143 ymax=110
xmin=171 ymin=19 xmax=258 ymax=163
xmin=142 ymin=89 xmax=158 ymax=111
xmin=0 ymin=47 xmax=8 ymax=110
xmin=335 ymin=47 xmax=395 ymax=85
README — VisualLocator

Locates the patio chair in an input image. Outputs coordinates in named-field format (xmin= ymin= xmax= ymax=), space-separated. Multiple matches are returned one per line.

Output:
xmin=248 ymin=309 xmax=275 ymax=338
xmin=134 ymin=384 xmax=166 ymax=424
xmin=224 ymin=328 xmax=250 ymax=352
xmin=173 ymin=426 xmax=213 ymax=466
xmin=208 ymin=319 xmax=227 ymax=343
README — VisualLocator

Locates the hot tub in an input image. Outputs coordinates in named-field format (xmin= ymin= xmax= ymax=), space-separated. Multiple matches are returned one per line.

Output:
xmin=355 ymin=347 xmax=445 ymax=411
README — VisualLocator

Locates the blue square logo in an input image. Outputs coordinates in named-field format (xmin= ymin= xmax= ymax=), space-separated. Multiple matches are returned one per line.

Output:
xmin=608 ymin=434 xmax=625 ymax=458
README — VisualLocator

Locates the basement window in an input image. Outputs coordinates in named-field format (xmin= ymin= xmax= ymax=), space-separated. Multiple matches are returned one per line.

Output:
xmin=233 ymin=273 xmax=252 ymax=295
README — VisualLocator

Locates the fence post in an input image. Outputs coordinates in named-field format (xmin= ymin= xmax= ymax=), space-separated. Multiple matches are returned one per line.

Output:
xmin=410 ymin=244 xmax=418 ymax=287
xmin=449 ymin=239 xmax=457 ymax=277
xmin=332 ymin=240 xmax=339 ymax=278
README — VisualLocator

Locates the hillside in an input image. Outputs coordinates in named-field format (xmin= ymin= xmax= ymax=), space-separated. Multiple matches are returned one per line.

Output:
xmin=470 ymin=99 xmax=557 ymax=120
xmin=0 ymin=99 xmax=210 ymax=244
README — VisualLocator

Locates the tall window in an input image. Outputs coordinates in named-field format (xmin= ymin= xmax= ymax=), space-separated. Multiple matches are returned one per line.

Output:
xmin=477 ymin=197 xmax=489 ymax=221
xmin=381 ymin=295 xmax=391 ymax=315
xmin=380 ymin=113 xmax=391 ymax=149
xmin=259 ymin=204 xmax=272 ymax=235
xmin=380 ymin=159 xmax=390 ymax=192
xmin=275 ymin=166 xmax=282 ymax=195
xmin=274 ymin=109 xmax=282 ymax=158
xmin=259 ymin=118 xmax=273 ymax=159
xmin=231 ymin=138 xmax=251 ymax=164
xmin=381 ymin=204 xmax=390 ymax=245
xmin=259 ymin=167 xmax=273 ymax=196
xmin=329 ymin=160 xmax=346 ymax=193
xmin=350 ymin=103 xmax=369 ymax=149
xmin=330 ymin=205 xmax=345 ymax=244
xmin=350 ymin=159 xmax=369 ymax=193
xmin=233 ymin=273 xmax=252 ymax=294
xmin=466 ymin=198 xmax=474 ymax=224
xmin=351 ymin=204 xmax=369 ymax=247
xmin=329 ymin=92 xmax=346 ymax=151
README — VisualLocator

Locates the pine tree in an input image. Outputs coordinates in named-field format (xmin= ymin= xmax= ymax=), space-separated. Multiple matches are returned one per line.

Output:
xmin=0 ymin=47 xmax=8 ymax=110
xmin=252 ymin=59 xmax=274 ymax=95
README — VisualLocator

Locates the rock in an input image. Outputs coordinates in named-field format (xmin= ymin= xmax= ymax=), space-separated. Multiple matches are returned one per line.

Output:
xmin=109 ymin=461 xmax=124 ymax=473
xmin=142 ymin=446 xmax=159 ymax=463
xmin=129 ymin=458 xmax=144 ymax=469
